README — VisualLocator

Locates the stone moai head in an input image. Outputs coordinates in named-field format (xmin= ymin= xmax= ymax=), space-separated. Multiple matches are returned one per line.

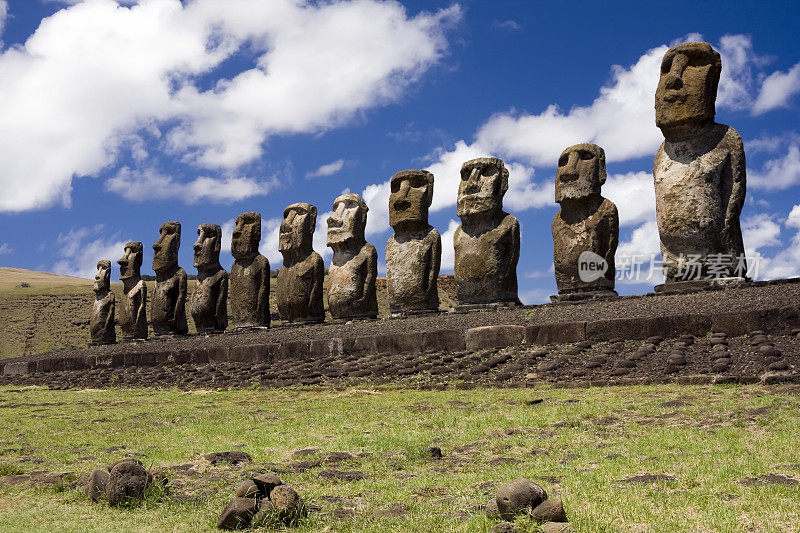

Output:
xmin=555 ymin=143 xmax=606 ymax=204
xmin=193 ymin=223 xmax=222 ymax=270
xmin=655 ymin=41 xmax=722 ymax=140
xmin=94 ymin=260 xmax=111 ymax=293
xmin=117 ymin=241 xmax=143 ymax=280
xmin=279 ymin=203 xmax=316 ymax=254
xmin=327 ymin=193 xmax=368 ymax=248
xmin=231 ymin=211 xmax=261 ymax=260
xmin=389 ymin=169 xmax=434 ymax=231
xmin=457 ymin=157 xmax=509 ymax=218
xmin=152 ymin=221 xmax=181 ymax=273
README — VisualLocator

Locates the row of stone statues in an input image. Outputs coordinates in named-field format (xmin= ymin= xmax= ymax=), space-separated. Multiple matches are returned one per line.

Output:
xmin=90 ymin=41 xmax=747 ymax=344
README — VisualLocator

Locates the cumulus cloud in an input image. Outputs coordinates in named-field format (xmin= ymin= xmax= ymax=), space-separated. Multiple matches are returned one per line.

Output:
xmin=743 ymin=213 xmax=781 ymax=254
xmin=753 ymin=61 xmax=800 ymax=114
xmin=306 ymin=159 xmax=345 ymax=178
xmin=753 ymin=205 xmax=800 ymax=279
xmin=106 ymin=166 xmax=277 ymax=203
xmin=50 ymin=225 xmax=129 ymax=279
xmin=0 ymin=0 xmax=461 ymax=212
xmin=749 ymin=144 xmax=800 ymax=190
xmin=0 ymin=242 xmax=12 ymax=255
xmin=439 ymin=219 xmax=459 ymax=273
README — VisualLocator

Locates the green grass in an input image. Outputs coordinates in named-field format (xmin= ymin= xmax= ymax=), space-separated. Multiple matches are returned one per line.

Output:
xmin=0 ymin=383 xmax=798 ymax=532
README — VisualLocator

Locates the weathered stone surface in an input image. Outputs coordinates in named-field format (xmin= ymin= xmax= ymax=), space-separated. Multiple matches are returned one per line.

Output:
xmin=252 ymin=473 xmax=283 ymax=497
xmin=454 ymin=158 xmax=520 ymax=305
xmin=495 ymin=478 xmax=547 ymax=520
xmin=151 ymin=222 xmax=188 ymax=336
xmin=87 ymin=468 xmax=109 ymax=502
xmin=269 ymin=485 xmax=307 ymax=523
xmin=491 ymin=522 xmax=517 ymax=533
xmin=106 ymin=460 xmax=151 ymax=507
xmin=386 ymin=169 xmax=441 ymax=314
xmin=230 ymin=212 xmax=270 ymax=329
xmin=327 ymin=193 xmax=378 ymax=320
xmin=654 ymin=42 xmax=746 ymax=282
xmin=465 ymin=325 xmax=525 ymax=351
xmin=235 ymin=479 xmax=259 ymax=498
xmin=191 ymin=223 xmax=228 ymax=333
xmin=117 ymin=242 xmax=147 ymax=340
xmin=217 ymin=497 xmax=257 ymax=529
xmin=553 ymin=143 xmax=618 ymax=296
xmin=90 ymin=260 xmax=116 ymax=345
xmin=204 ymin=451 xmax=252 ymax=465
xmin=277 ymin=203 xmax=324 ymax=324
xmin=532 ymin=497 xmax=567 ymax=523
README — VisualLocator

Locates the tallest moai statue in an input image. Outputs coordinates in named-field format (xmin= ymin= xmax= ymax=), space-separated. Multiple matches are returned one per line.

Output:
xmin=654 ymin=42 xmax=747 ymax=284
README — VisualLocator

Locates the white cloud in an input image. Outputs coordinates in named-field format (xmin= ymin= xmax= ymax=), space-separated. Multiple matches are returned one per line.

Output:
xmin=0 ymin=242 xmax=12 ymax=255
xmin=753 ymin=205 xmax=800 ymax=279
xmin=749 ymin=144 xmax=800 ymax=190
xmin=306 ymin=159 xmax=345 ymax=178
xmin=106 ymin=166 xmax=277 ymax=203
xmin=491 ymin=19 xmax=520 ymax=32
xmin=742 ymin=213 xmax=781 ymax=254
xmin=439 ymin=218 xmax=459 ymax=273
xmin=0 ymin=0 xmax=461 ymax=212
xmin=753 ymin=61 xmax=800 ymax=114
xmin=50 ymin=225 xmax=128 ymax=279
xmin=615 ymin=218 xmax=663 ymax=285
xmin=0 ymin=0 xmax=7 ymax=40
xmin=603 ymin=171 xmax=655 ymax=227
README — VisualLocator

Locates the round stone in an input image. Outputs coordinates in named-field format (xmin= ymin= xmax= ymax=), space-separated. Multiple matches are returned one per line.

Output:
xmin=711 ymin=343 xmax=729 ymax=353
xmin=765 ymin=356 xmax=782 ymax=365
xmin=714 ymin=357 xmax=733 ymax=365
xmin=750 ymin=336 xmax=768 ymax=346
xmin=749 ymin=330 xmax=765 ymax=337
xmin=495 ymin=479 xmax=547 ymax=520
xmin=668 ymin=356 xmax=686 ymax=366
xmin=664 ymin=365 xmax=678 ymax=374
xmin=710 ymin=338 xmax=728 ymax=346
xmin=646 ymin=336 xmax=663 ymax=345
xmin=769 ymin=360 xmax=789 ymax=371
xmin=712 ymin=363 xmax=730 ymax=373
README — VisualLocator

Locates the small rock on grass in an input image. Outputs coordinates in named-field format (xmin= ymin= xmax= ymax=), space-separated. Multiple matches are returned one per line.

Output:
xmin=532 ymin=497 xmax=567 ymax=522
xmin=235 ymin=479 xmax=259 ymax=498
xmin=205 ymin=452 xmax=252 ymax=465
xmin=427 ymin=446 xmax=443 ymax=459
xmin=217 ymin=497 xmax=258 ymax=530
xmin=252 ymin=473 xmax=283 ymax=497
xmin=484 ymin=498 xmax=500 ymax=518
xmin=86 ymin=469 xmax=109 ymax=502
xmin=495 ymin=478 xmax=547 ymax=520
xmin=270 ymin=485 xmax=307 ymax=524
xmin=106 ymin=460 xmax=152 ymax=507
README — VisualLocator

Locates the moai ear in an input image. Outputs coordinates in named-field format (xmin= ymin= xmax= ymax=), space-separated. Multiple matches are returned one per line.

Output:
xmin=597 ymin=146 xmax=607 ymax=186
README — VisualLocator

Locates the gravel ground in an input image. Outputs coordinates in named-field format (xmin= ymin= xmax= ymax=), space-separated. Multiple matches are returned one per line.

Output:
xmin=7 ymin=278 xmax=800 ymax=364
xmin=4 ymin=328 xmax=798 ymax=390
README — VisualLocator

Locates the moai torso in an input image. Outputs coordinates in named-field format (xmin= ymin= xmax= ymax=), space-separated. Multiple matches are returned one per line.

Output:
xmin=328 ymin=243 xmax=378 ymax=320
xmin=120 ymin=280 xmax=147 ymax=340
xmin=653 ymin=42 xmax=746 ymax=282
xmin=277 ymin=202 xmax=325 ymax=324
xmin=552 ymin=199 xmax=618 ymax=292
xmin=276 ymin=252 xmax=325 ymax=323
xmin=152 ymin=267 xmax=188 ymax=335
xmin=90 ymin=291 xmax=116 ymax=345
xmin=654 ymin=124 xmax=745 ymax=279
xmin=454 ymin=214 xmax=520 ymax=304
xmin=326 ymin=193 xmax=378 ymax=320
xmin=552 ymin=143 xmax=619 ymax=294
xmin=230 ymin=254 xmax=270 ymax=328
xmin=230 ymin=212 xmax=270 ymax=328
xmin=90 ymin=260 xmax=116 ymax=345
xmin=118 ymin=242 xmax=147 ymax=340
xmin=386 ymin=227 xmax=441 ymax=313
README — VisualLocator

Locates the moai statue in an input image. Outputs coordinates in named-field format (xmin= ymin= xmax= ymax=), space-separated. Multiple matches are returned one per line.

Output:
xmin=191 ymin=223 xmax=228 ymax=333
xmin=90 ymin=260 xmax=116 ymax=345
xmin=552 ymin=144 xmax=619 ymax=301
xmin=327 ymin=193 xmax=378 ymax=320
xmin=230 ymin=212 xmax=270 ymax=329
xmin=386 ymin=169 xmax=441 ymax=315
xmin=277 ymin=203 xmax=325 ymax=324
xmin=454 ymin=157 xmax=520 ymax=306
xmin=151 ymin=221 xmax=188 ymax=336
xmin=117 ymin=242 xmax=147 ymax=340
xmin=654 ymin=42 xmax=747 ymax=284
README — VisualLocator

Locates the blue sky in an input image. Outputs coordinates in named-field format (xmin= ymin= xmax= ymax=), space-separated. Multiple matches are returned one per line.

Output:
xmin=1 ymin=0 xmax=799 ymax=303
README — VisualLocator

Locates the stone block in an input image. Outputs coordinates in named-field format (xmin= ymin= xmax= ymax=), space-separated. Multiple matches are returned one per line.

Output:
xmin=533 ymin=322 xmax=586 ymax=344
xmin=3 ymin=361 xmax=33 ymax=375
xmin=280 ymin=340 xmax=311 ymax=359
xmin=586 ymin=318 xmax=649 ymax=341
xmin=422 ymin=329 xmax=465 ymax=352
xmin=228 ymin=345 xmax=268 ymax=363
xmin=465 ymin=325 xmax=526 ymax=351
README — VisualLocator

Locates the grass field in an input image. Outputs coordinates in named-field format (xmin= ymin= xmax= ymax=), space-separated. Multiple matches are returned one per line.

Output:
xmin=0 ymin=382 xmax=798 ymax=532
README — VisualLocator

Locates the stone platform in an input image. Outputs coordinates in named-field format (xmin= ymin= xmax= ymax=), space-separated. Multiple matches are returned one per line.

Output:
xmin=2 ymin=278 xmax=799 ymax=387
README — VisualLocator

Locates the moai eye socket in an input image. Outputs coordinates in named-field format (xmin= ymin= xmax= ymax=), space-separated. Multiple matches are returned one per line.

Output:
xmin=558 ymin=154 xmax=569 ymax=167
xmin=579 ymin=151 xmax=595 ymax=161
xmin=391 ymin=181 xmax=400 ymax=193
xmin=481 ymin=165 xmax=496 ymax=177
